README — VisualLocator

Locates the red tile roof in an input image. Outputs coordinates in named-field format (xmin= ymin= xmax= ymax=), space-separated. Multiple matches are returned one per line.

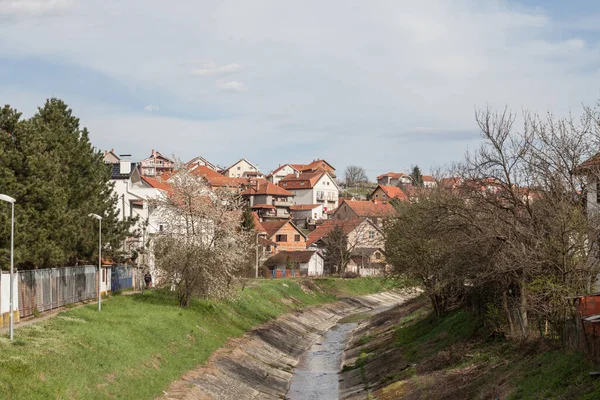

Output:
xmin=190 ymin=165 xmax=223 ymax=178
xmin=577 ymin=153 xmax=600 ymax=171
xmin=252 ymin=212 xmax=266 ymax=234
xmin=376 ymin=185 xmax=409 ymax=201
xmin=307 ymin=219 xmax=364 ymax=246
xmin=141 ymin=176 xmax=172 ymax=192
xmin=204 ymin=176 xmax=266 ymax=188
xmin=422 ymin=175 xmax=436 ymax=182
xmin=376 ymin=172 xmax=409 ymax=180
xmin=241 ymin=181 xmax=295 ymax=197
xmin=338 ymin=199 xmax=396 ymax=218
xmin=279 ymin=172 xmax=325 ymax=189
xmin=260 ymin=220 xmax=305 ymax=238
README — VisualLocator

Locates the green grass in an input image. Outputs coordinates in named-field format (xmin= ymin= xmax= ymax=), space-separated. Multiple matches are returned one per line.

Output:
xmin=392 ymin=304 xmax=600 ymax=399
xmin=396 ymin=308 xmax=480 ymax=362
xmin=0 ymin=278 xmax=391 ymax=399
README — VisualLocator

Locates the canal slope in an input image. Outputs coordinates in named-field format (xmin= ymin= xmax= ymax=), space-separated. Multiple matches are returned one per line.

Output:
xmin=160 ymin=291 xmax=417 ymax=400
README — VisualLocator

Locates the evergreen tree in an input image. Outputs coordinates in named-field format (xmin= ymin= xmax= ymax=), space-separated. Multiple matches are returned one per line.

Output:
xmin=410 ymin=165 xmax=424 ymax=187
xmin=0 ymin=99 xmax=134 ymax=269
xmin=241 ymin=205 xmax=256 ymax=232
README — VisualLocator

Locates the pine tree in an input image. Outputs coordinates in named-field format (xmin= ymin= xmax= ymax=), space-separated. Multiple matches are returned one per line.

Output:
xmin=0 ymin=99 xmax=134 ymax=269
xmin=410 ymin=165 xmax=424 ymax=187
xmin=241 ymin=205 xmax=256 ymax=232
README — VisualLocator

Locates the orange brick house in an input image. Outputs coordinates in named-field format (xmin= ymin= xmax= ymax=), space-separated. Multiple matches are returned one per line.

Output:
xmin=260 ymin=220 xmax=308 ymax=251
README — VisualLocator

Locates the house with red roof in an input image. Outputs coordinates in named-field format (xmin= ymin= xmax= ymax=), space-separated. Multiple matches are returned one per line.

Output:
xmin=266 ymin=164 xmax=299 ymax=185
xmin=422 ymin=175 xmax=437 ymax=188
xmin=306 ymin=218 xmax=387 ymax=276
xmin=241 ymin=181 xmax=295 ymax=220
xmin=260 ymin=220 xmax=308 ymax=252
xmin=290 ymin=159 xmax=336 ymax=177
xmin=331 ymin=199 xmax=397 ymax=226
xmin=370 ymin=185 xmax=409 ymax=202
xmin=289 ymin=204 xmax=324 ymax=229
xmin=221 ymin=158 xmax=263 ymax=178
xmin=139 ymin=149 xmax=175 ymax=177
xmin=278 ymin=171 xmax=339 ymax=219
xmin=264 ymin=250 xmax=324 ymax=277
xmin=376 ymin=172 xmax=412 ymax=187
xmin=185 ymin=156 xmax=218 ymax=172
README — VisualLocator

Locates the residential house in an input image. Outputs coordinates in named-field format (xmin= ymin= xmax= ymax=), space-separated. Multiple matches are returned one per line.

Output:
xmin=267 ymin=164 xmax=299 ymax=185
xmin=221 ymin=158 xmax=262 ymax=178
xmin=306 ymin=218 xmax=386 ymax=276
xmin=370 ymin=185 xmax=409 ymax=202
xmin=331 ymin=199 xmax=397 ymax=226
xmin=376 ymin=172 xmax=412 ymax=187
xmin=260 ymin=220 xmax=308 ymax=251
xmin=577 ymin=153 xmax=600 ymax=215
xmin=278 ymin=171 xmax=339 ymax=218
xmin=253 ymin=212 xmax=278 ymax=263
xmin=139 ymin=149 xmax=175 ymax=177
xmin=422 ymin=175 xmax=437 ymax=188
xmin=347 ymin=248 xmax=388 ymax=276
xmin=186 ymin=156 xmax=218 ymax=172
xmin=242 ymin=181 xmax=295 ymax=220
xmin=103 ymin=149 xmax=120 ymax=164
xmin=264 ymin=251 xmax=324 ymax=277
xmin=289 ymin=204 xmax=324 ymax=229
xmin=291 ymin=159 xmax=336 ymax=177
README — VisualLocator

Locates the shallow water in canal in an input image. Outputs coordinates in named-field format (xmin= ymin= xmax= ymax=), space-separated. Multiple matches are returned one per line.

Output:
xmin=286 ymin=322 xmax=357 ymax=400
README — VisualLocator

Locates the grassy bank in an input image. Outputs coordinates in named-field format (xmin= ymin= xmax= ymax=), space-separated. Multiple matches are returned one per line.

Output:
xmin=0 ymin=277 xmax=391 ymax=399
xmin=377 ymin=299 xmax=600 ymax=399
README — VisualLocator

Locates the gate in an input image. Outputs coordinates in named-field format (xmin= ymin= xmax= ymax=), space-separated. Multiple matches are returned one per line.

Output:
xmin=111 ymin=266 xmax=133 ymax=291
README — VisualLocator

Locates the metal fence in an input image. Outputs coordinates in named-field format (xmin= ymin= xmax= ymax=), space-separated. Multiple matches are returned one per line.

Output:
xmin=18 ymin=266 xmax=98 ymax=318
xmin=111 ymin=266 xmax=133 ymax=291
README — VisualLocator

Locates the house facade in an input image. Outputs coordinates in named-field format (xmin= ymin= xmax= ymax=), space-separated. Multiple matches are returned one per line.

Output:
xmin=267 ymin=164 xmax=298 ymax=185
xmin=278 ymin=171 xmax=339 ymax=218
xmin=370 ymin=185 xmax=408 ymax=201
xmin=290 ymin=204 xmax=323 ymax=229
xmin=186 ymin=156 xmax=218 ymax=171
xmin=264 ymin=251 xmax=324 ymax=277
xmin=242 ymin=181 xmax=295 ymax=220
xmin=139 ymin=149 xmax=175 ymax=177
xmin=261 ymin=220 xmax=308 ymax=251
xmin=376 ymin=172 xmax=412 ymax=187
xmin=221 ymin=158 xmax=261 ymax=178
xmin=331 ymin=199 xmax=396 ymax=226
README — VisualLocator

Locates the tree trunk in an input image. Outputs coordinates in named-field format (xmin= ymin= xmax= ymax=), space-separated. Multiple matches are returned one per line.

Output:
xmin=502 ymin=290 xmax=516 ymax=337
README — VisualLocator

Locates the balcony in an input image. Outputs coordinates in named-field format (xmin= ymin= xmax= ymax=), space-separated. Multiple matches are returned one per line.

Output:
xmin=273 ymin=200 xmax=294 ymax=207
xmin=316 ymin=193 xmax=325 ymax=201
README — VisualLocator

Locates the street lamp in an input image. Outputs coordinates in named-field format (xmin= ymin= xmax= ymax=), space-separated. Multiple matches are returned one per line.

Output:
xmin=88 ymin=213 xmax=102 ymax=312
xmin=0 ymin=194 xmax=15 ymax=340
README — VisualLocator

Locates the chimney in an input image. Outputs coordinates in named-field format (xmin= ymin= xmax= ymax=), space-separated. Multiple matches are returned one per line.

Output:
xmin=119 ymin=154 xmax=132 ymax=175
xmin=295 ymin=170 xmax=300 ymax=178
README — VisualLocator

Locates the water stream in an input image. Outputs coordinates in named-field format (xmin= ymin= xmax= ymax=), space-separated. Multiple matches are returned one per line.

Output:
xmin=286 ymin=322 xmax=358 ymax=400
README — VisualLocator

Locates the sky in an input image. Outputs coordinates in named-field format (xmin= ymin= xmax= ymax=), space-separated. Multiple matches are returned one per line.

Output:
xmin=1 ymin=0 xmax=600 ymax=178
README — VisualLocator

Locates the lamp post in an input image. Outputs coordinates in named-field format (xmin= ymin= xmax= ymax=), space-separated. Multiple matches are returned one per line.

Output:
xmin=0 ymin=194 xmax=16 ymax=340
xmin=88 ymin=213 xmax=102 ymax=311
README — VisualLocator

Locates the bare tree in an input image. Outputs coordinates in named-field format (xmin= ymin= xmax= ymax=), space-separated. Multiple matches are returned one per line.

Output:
xmin=344 ymin=165 xmax=368 ymax=188
xmin=151 ymin=165 xmax=252 ymax=307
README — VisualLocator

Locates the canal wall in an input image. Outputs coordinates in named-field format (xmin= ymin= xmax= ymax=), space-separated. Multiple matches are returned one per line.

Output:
xmin=160 ymin=291 xmax=417 ymax=400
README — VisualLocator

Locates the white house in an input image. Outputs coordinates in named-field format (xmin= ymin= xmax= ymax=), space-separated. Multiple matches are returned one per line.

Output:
xmin=267 ymin=164 xmax=299 ymax=185
xmin=221 ymin=158 xmax=262 ymax=178
xmin=264 ymin=250 xmax=324 ymax=277
xmin=139 ymin=149 xmax=175 ymax=177
xmin=186 ymin=156 xmax=218 ymax=172
xmin=376 ymin=172 xmax=412 ymax=187
xmin=278 ymin=171 xmax=339 ymax=218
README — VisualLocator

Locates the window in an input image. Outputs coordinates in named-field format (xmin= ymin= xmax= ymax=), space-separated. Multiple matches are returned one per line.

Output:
xmin=266 ymin=245 xmax=272 ymax=252
xmin=276 ymin=234 xmax=287 ymax=242
xmin=159 ymin=224 xmax=165 ymax=232
xmin=369 ymin=231 xmax=375 ymax=239
xmin=294 ymin=234 xmax=301 ymax=242
xmin=314 ymin=213 xmax=317 ymax=218
xmin=300 ymin=182 xmax=306 ymax=185
xmin=375 ymin=252 xmax=381 ymax=260
xmin=237 ymin=166 xmax=241 ymax=170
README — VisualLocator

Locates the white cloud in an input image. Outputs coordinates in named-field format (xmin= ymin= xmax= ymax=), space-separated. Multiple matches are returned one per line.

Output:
xmin=189 ymin=62 xmax=241 ymax=77
xmin=218 ymin=80 xmax=248 ymax=93
xmin=143 ymin=104 xmax=159 ymax=112
xmin=0 ymin=0 xmax=73 ymax=17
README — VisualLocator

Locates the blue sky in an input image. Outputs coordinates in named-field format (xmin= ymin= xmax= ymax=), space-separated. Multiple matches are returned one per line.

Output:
xmin=1 ymin=0 xmax=600 ymax=177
